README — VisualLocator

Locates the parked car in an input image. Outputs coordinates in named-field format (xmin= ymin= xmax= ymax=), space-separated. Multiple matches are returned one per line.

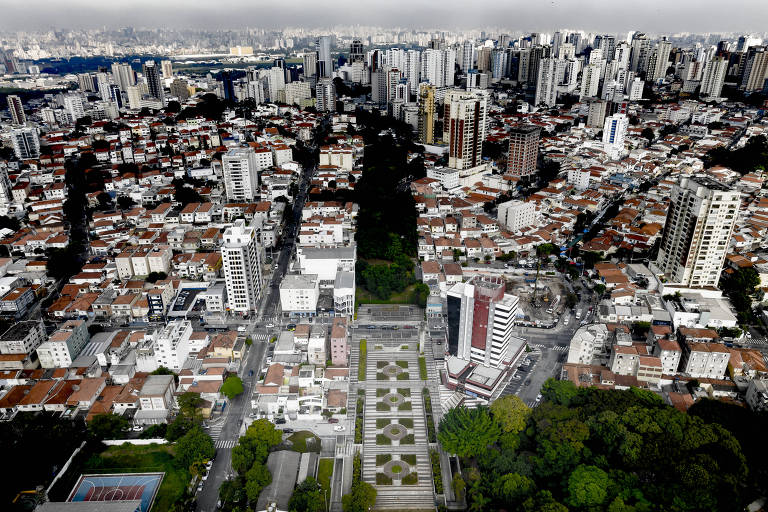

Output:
xmin=275 ymin=418 xmax=286 ymax=424
xmin=333 ymin=425 xmax=345 ymax=432
xmin=265 ymin=323 xmax=275 ymax=328
xmin=132 ymin=425 xmax=143 ymax=432
xmin=282 ymin=428 xmax=294 ymax=433
xmin=328 ymin=418 xmax=339 ymax=423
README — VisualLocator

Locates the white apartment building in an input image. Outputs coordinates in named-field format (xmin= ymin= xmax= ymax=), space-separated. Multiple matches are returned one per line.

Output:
xmin=280 ymin=274 xmax=320 ymax=316
xmin=223 ymin=147 xmax=259 ymax=201
xmin=37 ymin=320 xmax=90 ymax=369
xmin=655 ymin=176 xmax=740 ymax=289
xmin=333 ymin=271 xmax=355 ymax=316
xmin=700 ymin=57 xmax=728 ymax=98
xmin=567 ymin=168 xmax=591 ymax=190
xmin=152 ymin=320 xmax=192 ymax=371
xmin=497 ymin=200 xmax=536 ymax=233
xmin=0 ymin=320 xmax=46 ymax=355
xmin=682 ymin=342 xmax=730 ymax=379
xmin=222 ymin=219 xmax=263 ymax=314
xmin=443 ymin=89 xmax=488 ymax=170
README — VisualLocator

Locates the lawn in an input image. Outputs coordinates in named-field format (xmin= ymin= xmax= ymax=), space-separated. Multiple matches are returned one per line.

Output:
xmin=376 ymin=388 xmax=389 ymax=397
xmin=317 ymin=458 xmax=334 ymax=497
xmin=83 ymin=443 xmax=188 ymax=512
xmin=376 ymin=434 xmax=392 ymax=445
xmin=376 ymin=454 xmax=392 ymax=465
xmin=396 ymin=372 xmax=410 ymax=380
xmin=376 ymin=401 xmax=391 ymax=411
xmin=399 ymin=418 xmax=414 ymax=428
xmin=356 ymin=284 xmax=419 ymax=306
xmin=402 ymin=454 xmax=417 ymax=465
xmin=396 ymin=361 xmax=409 ymax=369
xmin=376 ymin=419 xmax=390 ymax=429
xmin=287 ymin=431 xmax=320 ymax=453
xmin=419 ymin=357 xmax=428 ymax=380
xmin=397 ymin=388 xmax=411 ymax=397
xmin=358 ymin=339 xmax=367 ymax=381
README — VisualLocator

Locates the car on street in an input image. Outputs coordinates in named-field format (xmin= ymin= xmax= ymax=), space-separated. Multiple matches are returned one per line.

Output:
xmin=333 ymin=425 xmax=345 ymax=432
xmin=132 ymin=425 xmax=143 ymax=432
xmin=197 ymin=483 xmax=203 ymax=492
xmin=237 ymin=325 xmax=247 ymax=333
xmin=282 ymin=428 xmax=294 ymax=433
xmin=249 ymin=413 xmax=258 ymax=418
xmin=275 ymin=418 xmax=286 ymax=424
xmin=328 ymin=418 xmax=339 ymax=423
xmin=266 ymin=323 xmax=275 ymax=328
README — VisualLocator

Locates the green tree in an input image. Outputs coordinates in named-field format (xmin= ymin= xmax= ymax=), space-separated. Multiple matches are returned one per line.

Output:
xmin=220 ymin=375 xmax=245 ymax=399
xmin=166 ymin=414 xmax=196 ymax=441
xmin=492 ymin=473 xmax=535 ymax=503
xmin=176 ymin=391 xmax=204 ymax=419
xmin=87 ymin=413 xmax=129 ymax=440
xmin=245 ymin=461 xmax=273 ymax=502
xmin=145 ymin=271 xmax=167 ymax=283
xmin=244 ymin=418 xmax=283 ymax=447
xmin=175 ymin=425 xmax=215 ymax=469
xmin=341 ymin=481 xmax=377 ymax=512
xmin=566 ymin=464 xmax=612 ymax=508
xmin=490 ymin=395 xmax=531 ymax=434
xmin=231 ymin=444 xmax=256 ymax=474
xmin=288 ymin=477 xmax=325 ymax=512
xmin=438 ymin=406 xmax=501 ymax=458
xmin=539 ymin=378 xmax=579 ymax=406
xmin=641 ymin=127 xmax=655 ymax=142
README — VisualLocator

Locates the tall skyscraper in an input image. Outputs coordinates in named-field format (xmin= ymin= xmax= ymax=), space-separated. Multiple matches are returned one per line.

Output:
xmin=655 ymin=176 xmax=740 ymax=289
xmin=443 ymin=89 xmax=488 ymax=170
xmin=602 ymin=113 xmax=629 ymax=151
xmin=630 ymin=33 xmax=652 ymax=74
xmin=420 ymin=48 xmax=455 ymax=87
xmin=170 ymin=79 xmax=190 ymax=100
xmin=580 ymin=63 xmax=601 ymax=98
xmin=222 ymin=147 xmax=259 ymax=201
xmin=6 ymin=95 xmax=25 ymax=125
xmin=446 ymin=276 xmax=520 ymax=368
xmin=316 ymin=36 xmax=332 ymax=78
xmin=418 ymin=83 xmax=436 ymax=145
xmin=303 ymin=51 xmax=318 ymax=83
xmin=461 ymin=41 xmax=475 ymax=72
xmin=316 ymin=77 xmax=336 ymax=112
xmin=646 ymin=39 xmax=672 ymax=81
xmin=111 ymin=62 xmax=136 ymax=92
xmin=350 ymin=39 xmax=364 ymax=63
xmin=507 ymin=124 xmax=540 ymax=178
xmin=220 ymin=71 xmax=235 ymax=102
xmin=161 ymin=60 xmax=173 ymax=79
xmin=740 ymin=46 xmax=768 ymax=91
xmin=222 ymin=219 xmax=263 ymax=314
xmin=700 ymin=57 xmax=728 ymax=98
xmin=142 ymin=60 xmax=164 ymax=101
xmin=63 ymin=93 xmax=85 ymax=122
xmin=534 ymin=58 xmax=558 ymax=107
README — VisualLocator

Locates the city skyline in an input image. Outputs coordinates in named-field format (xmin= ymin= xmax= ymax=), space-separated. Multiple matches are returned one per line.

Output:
xmin=2 ymin=0 xmax=768 ymax=32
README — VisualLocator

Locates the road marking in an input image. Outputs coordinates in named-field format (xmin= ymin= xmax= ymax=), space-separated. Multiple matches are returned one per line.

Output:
xmin=215 ymin=439 xmax=238 ymax=449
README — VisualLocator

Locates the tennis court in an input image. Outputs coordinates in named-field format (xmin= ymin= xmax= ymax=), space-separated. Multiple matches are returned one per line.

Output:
xmin=67 ymin=473 xmax=164 ymax=512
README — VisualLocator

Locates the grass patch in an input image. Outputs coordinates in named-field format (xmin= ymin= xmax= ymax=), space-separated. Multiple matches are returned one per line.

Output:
xmin=358 ymin=339 xmax=367 ymax=381
xmin=397 ymin=388 xmax=411 ymax=397
xmin=400 ymin=434 xmax=415 ymax=445
xmin=402 ymin=473 xmax=418 ymax=485
xmin=419 ymin=356 xmax=427 ymax=380
xmin=396 ymin=360 xmax=409 ymax=369
xmin=400 ymin=344 xmax=410 ymax=350
xmin=376 ymin=473 xmax=393 ymax=485
xmin=396 ymin=372 xmax=410 ymax=380
xmin=398 ymin=402 xmax=412 ymax=411
xmin=356 ymin=284 xmax=419 ymax=305
xmin=377 ymin=361 xmax=388 ymax=369
xmin=376 ymin=454 xmax=392 ymax=465
xmin=376 ymin=401 xmax=391 ymax=411
xmin=430 ymin=450 xmax=444 ymax=494
xmin=376 ymin=418 xmax=390 ymax=429
xmin=376 ymin=434 xmax=392 ymax=445
xmin=399 ymin=418 xmax=414 ymax=428
xmin=402 ymin=454 xmax=417 ymax=465
xmin=390 ymin=464 xmax=403 ymax=474
xmin=389 ymin=426 xmax=402 ymax=436
xmin=317 ymin=458 xmax=333 ymax=496
xmin=376 ymin=388 xmax=389 ymax=397
xmin=376 ymin=372 xmax=390 ymax=380
xmin=287 ymin=431 xmax=320 ymax=453
xmin=389 ymin=396 xmax=399 ymax=403
xmin=83 ymin=443 xmax=188 ymax=512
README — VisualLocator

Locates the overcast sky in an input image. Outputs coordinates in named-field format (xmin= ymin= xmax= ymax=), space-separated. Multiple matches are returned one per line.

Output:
xmin=2 ymin=0 xmax=767 ymax=33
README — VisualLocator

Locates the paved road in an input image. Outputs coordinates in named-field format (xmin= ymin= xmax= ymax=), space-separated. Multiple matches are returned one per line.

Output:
xmin=196 ymin=163 xmax=316 ymax=511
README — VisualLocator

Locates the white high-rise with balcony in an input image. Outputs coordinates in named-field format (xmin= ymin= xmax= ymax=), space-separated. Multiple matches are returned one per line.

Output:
xmin=223 ymin=147 xmax=259 ymax=202
xmin=223 ymin=219 xmax=263 ymax=314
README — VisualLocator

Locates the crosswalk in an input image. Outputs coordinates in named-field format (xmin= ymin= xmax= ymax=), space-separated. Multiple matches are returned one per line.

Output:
xmin=251 ymin=332 xmax=268 ymax=342
xmin=528 ymin=343 xmax=569 ymax=352
xmin=207 ymin=422 xmax=224 ymax=442
xmin=215 ymin=439 xmax=238 ymax=449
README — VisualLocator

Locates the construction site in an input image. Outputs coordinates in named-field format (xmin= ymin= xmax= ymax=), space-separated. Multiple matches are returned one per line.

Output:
xmin=505 ymin=273 xmax=571 ymax=327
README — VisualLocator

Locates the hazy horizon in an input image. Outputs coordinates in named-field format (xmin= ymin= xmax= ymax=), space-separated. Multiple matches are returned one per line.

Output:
xmin=2 ymin=0 xmax=768 ymax=33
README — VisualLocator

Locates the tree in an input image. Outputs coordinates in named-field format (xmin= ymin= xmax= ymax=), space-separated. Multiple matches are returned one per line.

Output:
xmin=288 ymin=477 xmax=325 ymax=512
xmin=438 ymin=406 xmax=501 ymax=458
xmin=220 ymin=375 xmax=245 ymax=399
xmin=341 ymin=481 xmax=377 ymax=512
xmin=490 ymin=395 xmax=531 ymax=434
xmin=566 ymin=464 xmax=612 ymax=508
xmin=539 ymin=378 xmax=579 ymax=406
xmin=231 ymin=444 xmax=256 ymax=474
xmin=492 ymin=473 xmax=535 ymax=503
xmin=166 ymin=414 xmax=196 ymax=441
xmin=88 ymin=413 xmax=129 ymax=440
xmin=175 ymin=425 xmax=215 ymax=469
xmin=244 ymin=418 xmax=283 ymax=447
xmin=177 ymin=391 xmax=204 ymax=418
xmin=641 ymin=127 xmax=655 ymax=142
xmin=245 ymin=461 xmax=272 ymax=502
xmin=117 ymin=196 xmax=135 ymax=210
xmin=145 ymin=271 xmax=167 ymax=283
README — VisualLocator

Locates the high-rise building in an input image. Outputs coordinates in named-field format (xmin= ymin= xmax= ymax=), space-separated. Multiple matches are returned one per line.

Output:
xmin=497 ymin=200 xmax=537 ymax=232
xmin=111 ymin=62 xmax=136 ymax=92
xmin=420 ymin=48 xmax=455 ymax=87
xmin=95 ymin=72 xmax=112 ymax=102
xmin=580 ymin=63 xmax=601 ymax=98
xmin=602 ymin=113 xmax=629 ymax=152
xmin=507 ymin=124 xmax=540 ymax=178
xmin=349 ymin=39 xmax=364 ymax=63
xmin=630 ymin=33 xmax=652 ymax=74
xmin=446 ymin=276 xmax=520 ymax=368
xmin=316 ymin=36 xmax=332 ymax=78
xmin=11 ymin=128 xmax=40 ymax=159
xmin=443 ymin=89 xmax=488 ymax=170
xmin=461 ymin=41 xmax=475 ymax=72
xmin=740 ymin=46 xmax=768 ymax=91
xmin=646 ymin=39 xmax=672 ymax=81
xmin=316 ymin=77 xmax=336 ymax=112
xmin=220 ymin=71 xmax=236 ymax=102
xmin=6 ymin=95 xmax=25 ymax=125
xmin=418 ymin=83 xmax=437 ymax=145
xmin=142 ymin=60 xmax=164 ymax=101
xmin=655 ymin=176 xmax=740 ymax=289
xmin=700 ymin=57 xmax=728 ymax=98
xmin=222 ymin=147 xmax=259 ymax=201
xmin=170 ymin=79 xmax=190 ymax=100
xmin=222 ymin=219 xmax=263 ymax=314
xmin=77 ymin=73 xmax=95 ymax=92
xmin=534 ymin=58 xmax=558 ymax=107
xmin=586 ymin=98 xmax=608 ymax=128
xmin=303 ymin=51 xmax=318 ymax=83
xmin=161 ymin=60 xmax=173 ymax=79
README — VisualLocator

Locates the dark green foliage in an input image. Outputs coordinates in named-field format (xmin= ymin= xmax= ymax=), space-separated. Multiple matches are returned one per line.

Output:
xmin=706 ymin=134 xmax=768 ymax=175
xmin=220 ymin=375 xmax=244 ymax=399
xmin=145 ymin=271 xmax=167 ymax=283
xmin=443 ymin=379 xmax=757 ymax=512
xmin=288 ymin=476 xmax=325 ymax=512
xmin=721 ymin=267 xmax=762 ymax=324
xmin=87 ymin=413 xmax=129 ymax=440
xmin=175 ymin=425 xmax=215 ymax=469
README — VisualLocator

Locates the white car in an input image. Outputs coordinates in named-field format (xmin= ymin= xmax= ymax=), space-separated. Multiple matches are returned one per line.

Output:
xmin=132 ymin=425 xmax=143 ymax=432
xmin=265 ymin=323 xmax=275 ymax=328
xmin=333 ymin=425 xmax=345 ymax=432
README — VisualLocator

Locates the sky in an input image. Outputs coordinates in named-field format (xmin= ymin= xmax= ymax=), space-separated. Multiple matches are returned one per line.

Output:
xmin=2 ymin=0 xmax=768 ymax=33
